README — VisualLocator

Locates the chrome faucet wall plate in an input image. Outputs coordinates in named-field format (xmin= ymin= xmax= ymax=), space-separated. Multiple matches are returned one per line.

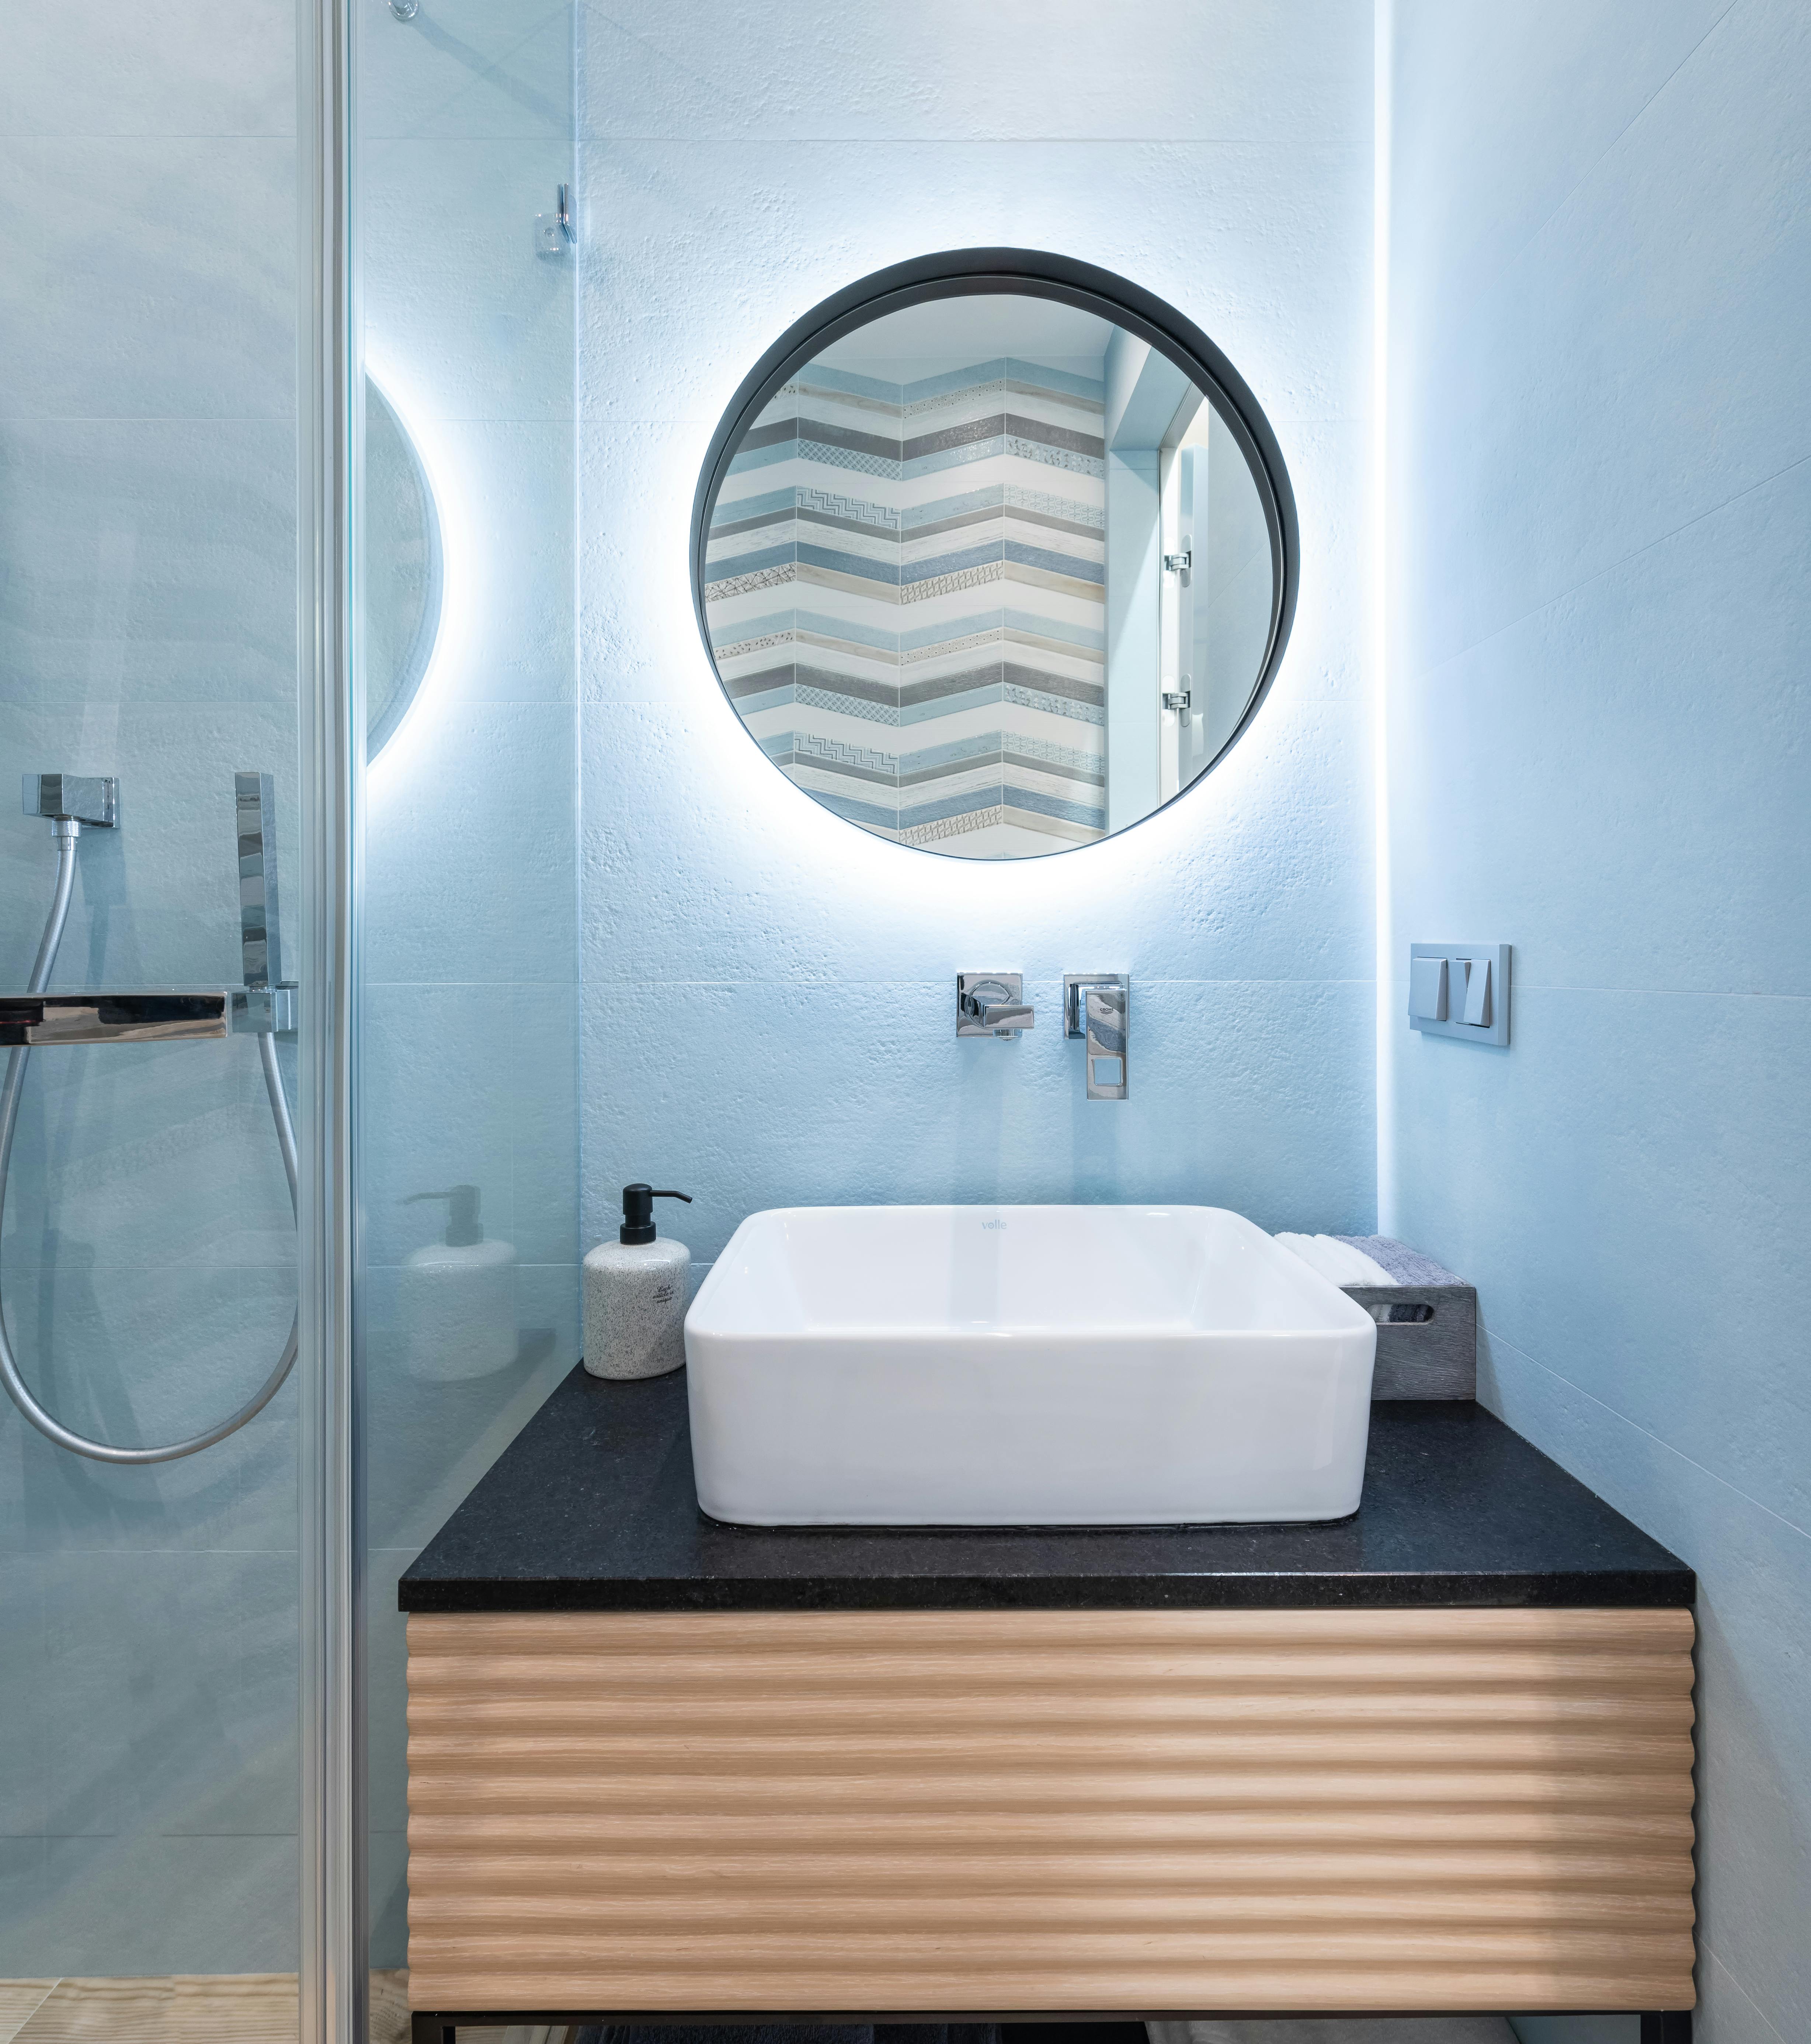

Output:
xmin=1065 ymin=973 xmax=1129 ymax=1099
xmin=956 ymin=974 xmax=1034 ymax=1038
xmin=22 ymin=774 xmax=118 ymax=828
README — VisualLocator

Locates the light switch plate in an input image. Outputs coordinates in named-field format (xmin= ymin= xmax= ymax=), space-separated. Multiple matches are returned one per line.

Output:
xmin=1409 ymin=943 xmax=1510 ymax=1046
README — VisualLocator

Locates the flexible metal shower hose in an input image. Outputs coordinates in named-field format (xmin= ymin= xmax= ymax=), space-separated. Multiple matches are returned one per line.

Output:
xmin=0 ymin=826 xmax=299 ymax=1462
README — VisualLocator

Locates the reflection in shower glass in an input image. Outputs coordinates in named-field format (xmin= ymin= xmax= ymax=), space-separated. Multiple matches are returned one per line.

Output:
xmin=355 ymin=0 xmax=583 ymax=1983
xmin=364 ymin=378 xmax=444 ymax=762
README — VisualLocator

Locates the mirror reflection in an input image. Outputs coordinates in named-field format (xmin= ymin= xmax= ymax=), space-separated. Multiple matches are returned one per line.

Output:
xmin=364 ymin=375 xmax=444 ymax=761
xmin=701 ymin=291 xmax=1278 ymax=858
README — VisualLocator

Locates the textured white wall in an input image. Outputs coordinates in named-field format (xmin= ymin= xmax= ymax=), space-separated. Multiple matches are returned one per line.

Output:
xmin=575 ymin=0 xmax=1378 ymax=1278
xmin=1384 ymin=4 xmax=1811 ymax=2038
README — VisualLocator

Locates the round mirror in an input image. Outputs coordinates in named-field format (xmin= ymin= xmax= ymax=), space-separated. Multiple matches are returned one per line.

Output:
xmin=364 ymin=375 xmax=444 ymax=762
xmin=692 ymin=251 xmax=1297 ymax=860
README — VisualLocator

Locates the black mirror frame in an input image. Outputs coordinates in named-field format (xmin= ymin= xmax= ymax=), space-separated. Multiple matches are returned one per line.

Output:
xmin=689 ymin=247 xmax=1300 ymax=858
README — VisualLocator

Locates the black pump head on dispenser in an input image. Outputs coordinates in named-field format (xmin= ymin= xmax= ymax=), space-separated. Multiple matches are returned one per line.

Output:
xmin=620 ymin=1182 xmax=691 ymax=1245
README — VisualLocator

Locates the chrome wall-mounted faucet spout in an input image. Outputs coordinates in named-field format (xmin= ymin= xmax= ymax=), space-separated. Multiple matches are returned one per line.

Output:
xmin=1066 ymin=973 xmax=1129 ymax=1099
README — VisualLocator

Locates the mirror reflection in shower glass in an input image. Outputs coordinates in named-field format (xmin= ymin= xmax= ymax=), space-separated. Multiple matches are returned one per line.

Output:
xmin=699 ymin=292 xmax=1280 ymax=859
xmin=363 ymin=376 xmax=443 ymax=761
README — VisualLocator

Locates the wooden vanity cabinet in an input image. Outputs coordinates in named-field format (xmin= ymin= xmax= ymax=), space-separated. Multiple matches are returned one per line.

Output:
xmin=404 ymin=1604 xmax=1695 ymax=2018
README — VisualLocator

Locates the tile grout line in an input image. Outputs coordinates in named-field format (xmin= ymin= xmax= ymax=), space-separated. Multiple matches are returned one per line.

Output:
xmin=1487 ymin=0 xmax=1744 ymax=291
xmin=1398 ymin=445 xmax=1811 ymax=692
xmin=0 ymin=1981 xmax=60 ymax=2044
xmin=1485 ymin=1323 xmax=1811 ymax=1546
xmin=1697 ymin=1936 xmax=1792 ymax=2044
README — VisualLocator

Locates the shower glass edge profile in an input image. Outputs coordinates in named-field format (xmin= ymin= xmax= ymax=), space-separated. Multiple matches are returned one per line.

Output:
xmin=299 ymin=0 xmax=364 ymax=2040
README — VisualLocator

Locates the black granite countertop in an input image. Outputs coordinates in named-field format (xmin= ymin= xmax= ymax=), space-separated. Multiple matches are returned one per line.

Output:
xmin=398 ymin=1366 xmax=1692 ymax=1612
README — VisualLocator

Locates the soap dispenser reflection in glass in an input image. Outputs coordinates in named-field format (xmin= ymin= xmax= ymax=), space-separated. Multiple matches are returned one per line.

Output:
xmin=583 ymin=1183 xmax=693 ymax=1379
xmin=400 ymin=1184 xmax=519 ymax=1380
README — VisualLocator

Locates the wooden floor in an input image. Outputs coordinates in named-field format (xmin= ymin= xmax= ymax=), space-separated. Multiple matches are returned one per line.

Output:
xmin=0 ymin=1972 xmax=536 ymax=2044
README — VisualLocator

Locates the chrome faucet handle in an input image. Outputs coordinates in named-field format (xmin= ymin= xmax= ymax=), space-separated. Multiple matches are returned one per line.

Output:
xmin=1064 ymin=973 xmax=1129 ymax=1100
xmin=956 ymin=973 xmax=1034 ymax=1039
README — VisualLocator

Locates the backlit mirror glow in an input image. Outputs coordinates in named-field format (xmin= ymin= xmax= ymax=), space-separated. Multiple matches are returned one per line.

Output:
xmin=364 ymin=375 xmax=444 ymax=763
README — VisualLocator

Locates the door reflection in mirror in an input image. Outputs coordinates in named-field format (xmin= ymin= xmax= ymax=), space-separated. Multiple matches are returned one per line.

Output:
xmin=697 ymin=271 xmax=1290 ymax=861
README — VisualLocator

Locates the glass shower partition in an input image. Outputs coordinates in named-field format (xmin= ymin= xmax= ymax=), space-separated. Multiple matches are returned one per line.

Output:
xmin=0 ymin=1 xmax=573 ymax=2030
xmin=352 ymin=0 xmax=582 ymax=2001
xmin=0 ymin=0 xmax=312 ymax=2031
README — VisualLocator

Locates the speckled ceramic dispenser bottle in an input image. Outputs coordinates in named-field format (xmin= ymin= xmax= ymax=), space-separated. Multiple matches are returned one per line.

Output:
xmin=582 ymin=1183 xmax=692 ymax=1379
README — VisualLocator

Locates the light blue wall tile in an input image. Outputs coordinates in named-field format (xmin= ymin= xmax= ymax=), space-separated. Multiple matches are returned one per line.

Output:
xmin=1389 ymin=0 xmax=1811 ymax=679
xmin=362 ymin=0 xmax=573 ymax=144
xmin=0 ymin=1264 xmax=296 ymax=1476
xmin=579 ymin=0 xmax=1370 ymax=149
xmin=0 ymin=1555 xmax=49 ymax=1833
xmin=580 ymin=138 xmax=1368 ymax=430
xmin=364 ymin=1261 xmax=577 ymax=1551
xmin=363 ymin=980 xmax=578 ymax=1270
xmin=579 ymin=695 xmax=1374 ymax=989
xmin=0 ymin=0 xmax=297 ymax=140
xmin=1388 ymin=458 xmax=1811 ymax=1002
xmin=0 ymin=1841 xmax=49 ymax=1975
xmin=1394 ymin=984 xmax=1811 ymax=1535
xmin=367 ymin=1558 xmax=412 ymax=1836
xmin=1388 ymin=4 xmax=1811 ymax=2037
xmin=0 ymin=1023 xmax=293 ymax=1280
xmin=1388 ymin=1 xmax=1729 ymax=313
xmin=0 ymin=138 xmax=295 ymax=423
xmin=0 ymin=1374 xmax=253 ymax=1556
xmin=25 ymin=1832 xmax=297 ymax=1974
xmin=1511 ymin=2019 xmax=1637 ymax=2044
xmin=581 ymin=975 xmax=1374 ymax=1265
xmin=365 ymin=702 xmax=578 ymax=985
xmin=1479 ymin=1331 xmax=1811 ymax=2044
xmin=364 ymin=139 xmax=578 ymax=427
xmin=1696 ymin=1947 xmax=1797 ymax=2044
xmin=0 ymin=419 xmax=296 ymax=706
xmin=369 ymin=1822 xmax=409 ymax=1972
xmin=361 ymin=414 xmax=577 ymax=716
xmin=35 ymin=1550 xmax=248 ymax=1838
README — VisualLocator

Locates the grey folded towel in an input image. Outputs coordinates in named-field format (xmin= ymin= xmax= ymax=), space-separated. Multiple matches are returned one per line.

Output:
xmin=1333 ymin=1234 xmax=1466 ymax=1288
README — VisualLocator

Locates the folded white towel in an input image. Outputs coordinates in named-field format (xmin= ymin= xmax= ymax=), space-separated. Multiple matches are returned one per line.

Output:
xmin=1274 ymin=1231 xmax=1396 ymax=1288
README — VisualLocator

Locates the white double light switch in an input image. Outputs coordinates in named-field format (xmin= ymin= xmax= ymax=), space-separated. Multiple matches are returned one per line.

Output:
xmin=1409 ymin=943 xmax=1511 ymax=1046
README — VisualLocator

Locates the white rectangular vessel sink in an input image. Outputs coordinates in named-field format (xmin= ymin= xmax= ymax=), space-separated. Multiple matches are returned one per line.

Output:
xmin=685 ymin=1204 xmax=1377 ymax=1527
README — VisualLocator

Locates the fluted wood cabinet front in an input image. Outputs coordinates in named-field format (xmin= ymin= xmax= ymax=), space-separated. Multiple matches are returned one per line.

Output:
xmin=405 ymin=1607 xmax=1695 ymax=2016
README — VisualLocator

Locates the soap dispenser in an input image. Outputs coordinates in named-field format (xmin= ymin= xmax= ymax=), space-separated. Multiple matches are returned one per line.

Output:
xmin=583 ymin=1183 xmax=692 ymax=1379
xmin=399 ymin=1184 xmax=518 ymax=1381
